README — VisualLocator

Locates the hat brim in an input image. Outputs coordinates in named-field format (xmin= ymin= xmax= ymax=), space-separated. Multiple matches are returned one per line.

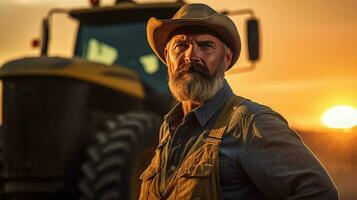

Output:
xmin=147 ymin=13 xmax=241 ymax=70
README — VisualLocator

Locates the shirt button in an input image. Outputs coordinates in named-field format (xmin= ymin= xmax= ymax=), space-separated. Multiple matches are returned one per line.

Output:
xmin=170 ymin=165 xmax=176 ymax=171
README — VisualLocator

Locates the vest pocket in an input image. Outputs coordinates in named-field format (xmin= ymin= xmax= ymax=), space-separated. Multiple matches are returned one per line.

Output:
xmin=140 ymin=163 xmax=160 ymax=180
xmin=178 ymin=144 xmax=216 ymax=178
xmin=140 ymin=148 xmax=161 ymax=180
xmin=175 ymin=159 xmax=215 ymax=199
xmin=175 ymin=144 xmax=219 ymax=200
xmin=139 ymin=152 xmax=160 ymax=200
xmin=179 ymin=159 xmax=214 ymax=178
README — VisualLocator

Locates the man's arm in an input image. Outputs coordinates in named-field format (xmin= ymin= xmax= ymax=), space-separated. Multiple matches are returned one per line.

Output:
xmin=239 ymin=112 xmax=339 ymax=200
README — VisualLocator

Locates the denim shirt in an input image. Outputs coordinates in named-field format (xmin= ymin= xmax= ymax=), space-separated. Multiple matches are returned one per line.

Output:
xmin=158 ymin=80 xmax=338 ymax=199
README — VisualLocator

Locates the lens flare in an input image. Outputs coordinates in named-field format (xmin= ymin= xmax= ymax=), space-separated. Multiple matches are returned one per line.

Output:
xmin=321 ymin=105 xmax=357 ymax=129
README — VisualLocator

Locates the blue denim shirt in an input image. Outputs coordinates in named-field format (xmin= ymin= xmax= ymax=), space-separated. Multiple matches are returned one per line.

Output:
xmin=158 ymin=80 xmax=338 ymax=199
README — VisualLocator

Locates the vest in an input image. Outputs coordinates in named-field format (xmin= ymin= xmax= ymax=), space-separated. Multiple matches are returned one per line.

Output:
xmin=139 ymin=95 xmax=243 ymax=200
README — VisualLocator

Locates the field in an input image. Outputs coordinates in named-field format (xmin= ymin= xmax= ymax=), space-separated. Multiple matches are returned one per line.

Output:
xmin=297 ymin=127 xmax=357 ymax=200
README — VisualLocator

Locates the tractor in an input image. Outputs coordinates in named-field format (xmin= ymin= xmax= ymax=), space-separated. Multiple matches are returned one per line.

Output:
xmin=0 ymin=0 xmax=260 ymax=199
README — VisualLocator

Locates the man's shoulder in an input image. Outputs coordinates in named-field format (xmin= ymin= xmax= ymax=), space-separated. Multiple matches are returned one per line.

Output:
xmin=226 ymin=95 xmax=289 ymax=137
xmin=231 ymin=95 xmax=275 ymax=118
xmin=228 ymin=95 xmax=289 ymax=127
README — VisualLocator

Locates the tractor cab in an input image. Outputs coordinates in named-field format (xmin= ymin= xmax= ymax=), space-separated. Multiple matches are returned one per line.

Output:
xmin=69 ymin=2 xmax=185 ymax=95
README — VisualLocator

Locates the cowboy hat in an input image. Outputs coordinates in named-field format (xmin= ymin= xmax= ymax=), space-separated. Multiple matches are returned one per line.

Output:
xmin=146 ymin=3 xmax=241 ymax=70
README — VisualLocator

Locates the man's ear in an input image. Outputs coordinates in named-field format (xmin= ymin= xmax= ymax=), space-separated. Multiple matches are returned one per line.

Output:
xmin=164 ymin=47 xmax=169 ymax=63
xmin=224 ymin=48 xmax=233 ymax=71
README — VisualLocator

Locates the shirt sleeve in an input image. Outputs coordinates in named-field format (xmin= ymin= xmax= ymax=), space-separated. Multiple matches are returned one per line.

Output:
xmin=239 ymin=112 xmax=339 ymax=200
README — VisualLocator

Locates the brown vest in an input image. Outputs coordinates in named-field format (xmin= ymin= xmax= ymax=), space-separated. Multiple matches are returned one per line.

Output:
xmin=139 ymin=95 xmax=243 ymax=200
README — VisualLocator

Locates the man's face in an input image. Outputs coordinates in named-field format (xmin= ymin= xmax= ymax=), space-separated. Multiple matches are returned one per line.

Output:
xmin=164 ymin=29 xmax=233 ymax=103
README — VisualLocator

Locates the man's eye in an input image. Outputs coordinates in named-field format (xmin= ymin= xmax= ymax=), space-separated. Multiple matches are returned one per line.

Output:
xmin=200 ymin=43 xmax=213 ymax=49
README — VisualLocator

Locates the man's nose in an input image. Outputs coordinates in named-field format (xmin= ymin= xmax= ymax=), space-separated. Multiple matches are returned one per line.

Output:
xmin=184 ymin=45 xmax=201 ymax=64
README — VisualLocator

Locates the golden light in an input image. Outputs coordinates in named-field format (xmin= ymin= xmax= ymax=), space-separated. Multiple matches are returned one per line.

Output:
xmin=321 ymin=105 xmax=357 ymax=129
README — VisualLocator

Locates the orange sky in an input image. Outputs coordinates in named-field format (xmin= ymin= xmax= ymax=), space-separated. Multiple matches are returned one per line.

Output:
xmin=0 ymin=0 xmax=356 ymax=130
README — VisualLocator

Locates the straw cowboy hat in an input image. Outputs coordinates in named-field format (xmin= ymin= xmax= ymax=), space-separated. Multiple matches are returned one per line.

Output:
xmin=146 ymin=3 xmax=241 ymax=70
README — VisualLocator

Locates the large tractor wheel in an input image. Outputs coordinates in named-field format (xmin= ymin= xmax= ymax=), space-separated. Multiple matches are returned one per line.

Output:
xmin=79 ymin=111 xmax=162 ymax=200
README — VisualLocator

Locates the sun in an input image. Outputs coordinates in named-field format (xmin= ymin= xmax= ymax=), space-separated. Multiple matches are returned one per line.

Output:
xmin=321 ymin=105 xmax=357 ymax=129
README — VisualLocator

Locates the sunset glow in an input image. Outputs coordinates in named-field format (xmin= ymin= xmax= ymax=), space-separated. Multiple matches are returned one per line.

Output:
xmin=321 ymin=105 xmax=357 ymax=129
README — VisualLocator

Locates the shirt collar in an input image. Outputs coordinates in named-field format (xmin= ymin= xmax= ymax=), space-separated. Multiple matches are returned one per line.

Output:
xmin=193 ymin=79 xmax=233 ymax=127
xmin=164 ymin=102 xmax=184 ymax=125
xmin=164 ymin=79 xmax=233 ymax=127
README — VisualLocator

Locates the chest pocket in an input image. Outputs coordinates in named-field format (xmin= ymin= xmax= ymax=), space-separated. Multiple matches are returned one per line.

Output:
xmin=179 ymin=158 xmax=215 ymax=178
xmin=139 ymin=150 xmax=161 ymax=200
xmin=140 ymin=147 xmax=161 ymax=179
xmin=140 ymin=163 xmax=160 ymax=180
xmin=176 ymin=144 xmax=219 ymax=200
xmin=140 ymin=134 xmax=168 ymax=181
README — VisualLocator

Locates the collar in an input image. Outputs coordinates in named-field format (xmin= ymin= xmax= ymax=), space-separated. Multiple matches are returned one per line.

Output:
xmin=164 ymin=79 xmax=234 ymax=127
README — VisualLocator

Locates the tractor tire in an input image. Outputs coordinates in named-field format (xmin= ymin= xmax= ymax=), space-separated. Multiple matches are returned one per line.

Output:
xmin=79 ymin=111 xmax=162 ymax=200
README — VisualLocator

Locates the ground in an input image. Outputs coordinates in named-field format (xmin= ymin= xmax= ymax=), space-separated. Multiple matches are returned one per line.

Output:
xmin=298 ymin=128 xmax=357 ymax=200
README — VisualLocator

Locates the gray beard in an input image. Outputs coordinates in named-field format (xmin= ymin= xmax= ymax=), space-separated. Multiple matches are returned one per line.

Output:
xmin=168 ymin=65 xmax=225 ymax=103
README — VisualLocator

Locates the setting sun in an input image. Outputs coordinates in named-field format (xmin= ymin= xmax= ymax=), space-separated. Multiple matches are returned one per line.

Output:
xmin=321 ymin=105 xmax=357 ymax=129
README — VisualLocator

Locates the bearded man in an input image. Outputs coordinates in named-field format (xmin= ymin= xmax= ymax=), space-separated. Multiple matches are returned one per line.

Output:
xmin=139 ymin=3 xmax=338 ymax=200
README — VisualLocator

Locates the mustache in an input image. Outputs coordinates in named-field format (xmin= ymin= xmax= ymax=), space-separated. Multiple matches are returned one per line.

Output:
xmin=174 ymin=62 xmax=210 ymax=79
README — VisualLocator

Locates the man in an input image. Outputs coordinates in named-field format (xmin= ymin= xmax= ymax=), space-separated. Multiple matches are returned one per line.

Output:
xmin=140 ymin=3 xmax=338 ymax=200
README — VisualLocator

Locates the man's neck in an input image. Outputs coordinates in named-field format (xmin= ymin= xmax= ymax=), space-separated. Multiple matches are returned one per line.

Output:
xmin=181 ymin=100 xmax=202 ymax=116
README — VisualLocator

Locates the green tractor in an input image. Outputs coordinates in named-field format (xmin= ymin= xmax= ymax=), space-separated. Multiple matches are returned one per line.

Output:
xmin=0 ymin=0 xmax=260 ymax=199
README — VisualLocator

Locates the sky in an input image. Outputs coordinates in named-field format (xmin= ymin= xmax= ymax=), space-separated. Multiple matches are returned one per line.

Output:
xmin=0 ymin=0 xmax=356 ymax=130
